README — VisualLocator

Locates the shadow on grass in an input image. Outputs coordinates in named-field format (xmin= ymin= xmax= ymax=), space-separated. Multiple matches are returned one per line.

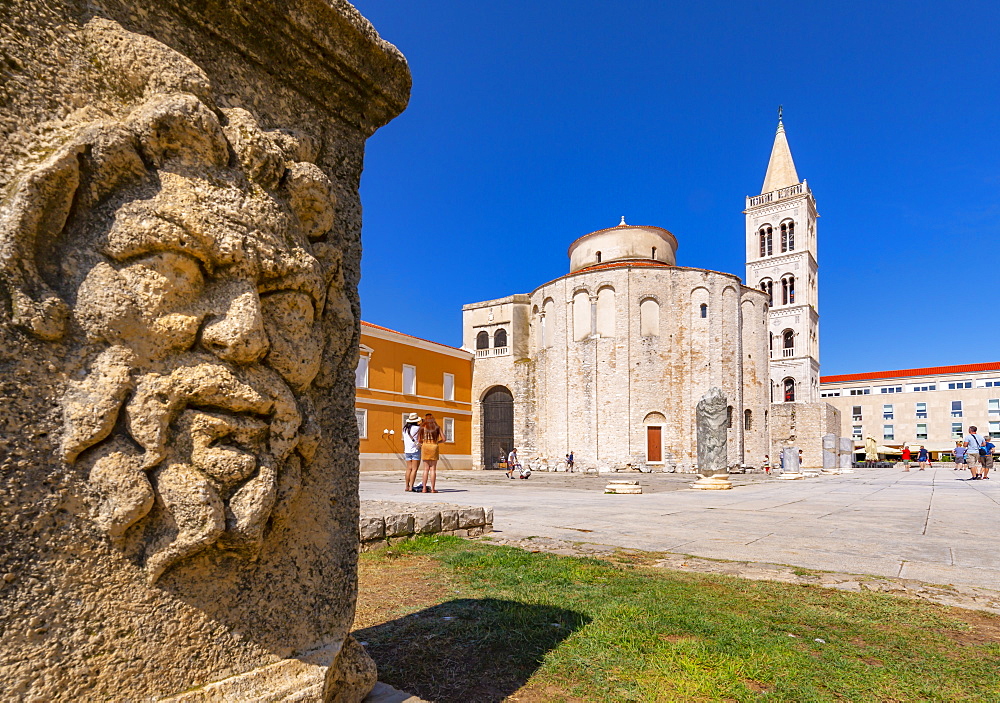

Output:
xmin=355 ymin=598 xmax=589 ymax=703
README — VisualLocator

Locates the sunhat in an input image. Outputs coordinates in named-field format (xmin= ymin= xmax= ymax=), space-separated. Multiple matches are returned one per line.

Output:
xmin=405 ymin=412 xmax=421 ymax=423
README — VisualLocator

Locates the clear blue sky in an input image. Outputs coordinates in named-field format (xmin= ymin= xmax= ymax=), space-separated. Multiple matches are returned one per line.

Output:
xmin=351 ymin=0 xmax=999 ymax=375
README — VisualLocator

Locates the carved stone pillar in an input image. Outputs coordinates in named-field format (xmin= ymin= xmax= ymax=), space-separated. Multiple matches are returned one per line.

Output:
xmin=691 ymin=387 xmax=732 ymax=490
xmin=0 ymin=1 xmax=408 ymax=699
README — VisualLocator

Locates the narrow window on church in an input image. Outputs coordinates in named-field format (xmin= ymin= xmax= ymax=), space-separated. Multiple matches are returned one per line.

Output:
xmin=596 ymin=251 xmax=602 ymax=263
xmin=651 ymin=246 xmax=656 ymax=259
xmin=787 ymin=221 xmax=795 ymax=251
xmin=744 ymin=409 xmax=752 ymax=431
xmin=759 ymin=230 xmax=766 ymax=257
xmin=766 ymin=227 xmax=773 ymax=256
xmin=726 ymin=406 xmax=733 ymax=429
xmin=782 ymin=329 xmax=794 ymax=356
xmin=788 ymin=275 xmax=795 ymax=304
xmin=781 ymin=278 xmax=788 ymax=305
xmin=700 ymin=303 xmax=707 ymax=318
xmin=640 ymin=298 xmax=660 ymax=336
xmin=780 ymin=223 xmax=788 ymax=252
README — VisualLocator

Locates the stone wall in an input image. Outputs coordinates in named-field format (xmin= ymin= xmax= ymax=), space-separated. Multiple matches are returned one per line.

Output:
xmin=359 ymin=500 xmax=493 ymax=552
xmin=0 ymin=2 xmax=408 ymax=700
xmin=770 ymin=402 xmax=842 ymax=469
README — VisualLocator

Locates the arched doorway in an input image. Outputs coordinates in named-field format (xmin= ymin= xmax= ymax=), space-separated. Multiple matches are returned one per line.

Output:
xmin=482 ymin=386 xmax=514 ymax=470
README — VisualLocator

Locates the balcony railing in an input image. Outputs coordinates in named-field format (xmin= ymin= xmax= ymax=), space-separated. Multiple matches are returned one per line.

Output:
xmin=782 ymin=348 xmax=794 ymax=358
xmin=746 ymin=181 xmax=807 ymax=208
xmin=475 ymin=346 xmax=509 ymax=358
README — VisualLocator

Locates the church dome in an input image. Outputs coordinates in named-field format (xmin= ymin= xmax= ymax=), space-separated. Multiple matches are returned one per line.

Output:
xmin=567 ymin=218 xmax=678 ymax=273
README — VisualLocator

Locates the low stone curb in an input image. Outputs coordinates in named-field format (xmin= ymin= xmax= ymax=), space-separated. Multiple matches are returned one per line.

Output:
xmin=360 ymin=500 xmax=493 ymax=552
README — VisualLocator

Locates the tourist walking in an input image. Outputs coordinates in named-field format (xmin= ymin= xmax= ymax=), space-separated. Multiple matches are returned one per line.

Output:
xmin=566 ymin=451 xmax=574 ymax=472
xmin=402 ymin=412 xmax=422 ymax=492
xmin=954 ymin=442 xmax=966 ymax=471
xmin=901 ymin=444 xmax=912 ymax=472
xmin=982 ymin=436 xmax=995 ymax=480
xmin=917 ymin=445 xmax=930 ymax=471
xmin=507 ymin=447 xmax=521 ymax=479
xmin=964 ymin=426 xmax=986 ymax=480
xmin=418 ymin=413 xmax=445 ymax=493
xmin=762 ymin=455 xmax=771 ymax=474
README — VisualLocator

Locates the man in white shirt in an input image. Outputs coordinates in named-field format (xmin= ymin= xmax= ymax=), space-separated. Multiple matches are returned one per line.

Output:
xmin=507 ymin=448 xmax=520 ymax=480
xmin=964 ymin=425 xmax=986 ymax=480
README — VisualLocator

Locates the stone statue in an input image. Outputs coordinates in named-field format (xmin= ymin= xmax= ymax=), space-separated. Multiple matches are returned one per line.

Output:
xmin=0 ymin=3 xmax=408 ymax=700
xmin=692 ymin=387 xmax=732 ymax=489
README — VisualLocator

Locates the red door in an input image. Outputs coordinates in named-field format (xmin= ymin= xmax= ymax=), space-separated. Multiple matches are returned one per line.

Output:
xmin=647 ymin=426 xmax=662 ymax=462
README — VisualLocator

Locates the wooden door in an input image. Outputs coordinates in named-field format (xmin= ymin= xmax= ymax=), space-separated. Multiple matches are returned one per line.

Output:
xmin=646 ymin=426 xmax=662 ymax=462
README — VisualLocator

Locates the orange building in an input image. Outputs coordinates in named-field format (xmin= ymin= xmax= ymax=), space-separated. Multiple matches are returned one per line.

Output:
xmin=355 ymin=321 xmax=473 ymax=471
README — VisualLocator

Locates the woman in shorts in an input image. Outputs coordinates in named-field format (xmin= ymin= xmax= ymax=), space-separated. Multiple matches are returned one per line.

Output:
xmin=418 ymin=413 xmax=445 ymax=493
xmin=402 ymin=413 xmax=422 ymax=492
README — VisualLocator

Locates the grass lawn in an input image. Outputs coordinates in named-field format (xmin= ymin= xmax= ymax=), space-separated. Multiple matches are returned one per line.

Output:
xmin=354 ymin=536 xmax=1000 ymax=702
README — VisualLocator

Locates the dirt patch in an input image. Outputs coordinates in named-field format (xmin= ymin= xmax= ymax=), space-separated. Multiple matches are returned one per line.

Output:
xmin=508 ymin=683 xmax=587 ymax=702
xmin=941 ymin=608 xmax=1000 ymax=646
xmin=355 ymin=555 xmax=456 ymax=630
xmin=743 ymin=678 xmax=772 ymax=693
xmin=860 ymin=656 xmax=884 ymax=667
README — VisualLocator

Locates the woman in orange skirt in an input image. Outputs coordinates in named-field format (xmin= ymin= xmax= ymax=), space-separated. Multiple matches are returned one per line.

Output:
xmin=418 ymin=413 xmax=446 ymax=493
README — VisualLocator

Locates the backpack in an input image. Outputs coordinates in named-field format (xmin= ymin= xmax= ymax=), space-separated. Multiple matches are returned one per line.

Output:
xmin=971 ymin=434 xmax=987 ymax=456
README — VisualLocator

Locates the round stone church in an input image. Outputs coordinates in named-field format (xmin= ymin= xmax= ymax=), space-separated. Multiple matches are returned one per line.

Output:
xmin=462 ymin=219 xmax=771 ymax=472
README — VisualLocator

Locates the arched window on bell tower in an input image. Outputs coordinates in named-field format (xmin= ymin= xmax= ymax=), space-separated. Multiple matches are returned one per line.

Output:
xmin=783 ymin=377 xmax=796 ymax=402
xmin=782 ymin=329 xmax=794 ymax=357
xmin=787 ymin=221 xmax=795 ymax=251
xmin=780 ymin=222 xmax=788 ymax=252
xmin=759 ymin=226 xmax=773 ymax=257
xmin=759 ymin=279 xmax=773 ymax=305
xmin=781 ymin=275 xmax=795 ymax=305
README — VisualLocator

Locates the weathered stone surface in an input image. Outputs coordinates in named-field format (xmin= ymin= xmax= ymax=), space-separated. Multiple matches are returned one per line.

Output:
xmin=0 ymin=2 xmax=408 ymax=700
xmin=692 ymin=388 xmax=732 ymax=490
xmin=484 ymin=506 xmax=494 ymax=526
xmin=458 ymin=507 xmax=487 ymax=529
xmin=839 ymin=437 xmax=854 ymax=470
xmin=412 ymin=511 xmax=442 ymax=534
xmin=384 ymin=514 xmax=414 ymax=538
xmin=440 ymin=509 xmax=460 ymax=532
xmin=696 ymin=388 xmax=729 ymax=476
xmin=359 ymin=516 xmax=386 ymax=542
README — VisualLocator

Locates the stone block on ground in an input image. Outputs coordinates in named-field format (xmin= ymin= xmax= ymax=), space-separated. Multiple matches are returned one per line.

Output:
xmin=440 ymin=509 xmax=460 ymax=532
xmin=458 ymin=507 xmax=487 ymax=529
xmin=360 ymin=516 xmax=386 ymax=542
xmin=384 ymin=514 xmax=415 ymax=538
xmin=413 ymin=511 xmax=442 ymax=534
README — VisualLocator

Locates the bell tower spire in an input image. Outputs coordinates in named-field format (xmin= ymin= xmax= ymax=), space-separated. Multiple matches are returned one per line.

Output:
xmin=762 ymin=108 xmax=800 ymax=194
xmin=744 ymin=112 xmax=821 ymax=404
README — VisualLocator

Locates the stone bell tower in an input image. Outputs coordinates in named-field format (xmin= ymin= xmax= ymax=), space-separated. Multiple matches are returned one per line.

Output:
xmin=744 ymin=112 xmax=821 ymax=404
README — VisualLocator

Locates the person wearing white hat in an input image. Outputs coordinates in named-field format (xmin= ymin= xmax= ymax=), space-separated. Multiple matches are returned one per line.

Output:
xmin=402 ymin=412 xmax=422 ymax=492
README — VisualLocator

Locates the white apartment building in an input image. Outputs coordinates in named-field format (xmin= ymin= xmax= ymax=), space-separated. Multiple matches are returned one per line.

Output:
xmin=819 ymin=362 xmax=1000 ymax=458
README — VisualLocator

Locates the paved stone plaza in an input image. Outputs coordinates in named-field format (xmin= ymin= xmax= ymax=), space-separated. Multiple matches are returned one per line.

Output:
xmin=360 ymin=467 xmax=1000 ymax=591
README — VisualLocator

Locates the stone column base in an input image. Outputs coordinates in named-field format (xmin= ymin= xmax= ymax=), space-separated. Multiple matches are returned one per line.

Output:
xmin=690 ymin=475 xmax=732 ymax=490
xmin=605 ymin=480 xmax=642 ymax=494
xmin=778 ymin=472 xmax=804 ymax=480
